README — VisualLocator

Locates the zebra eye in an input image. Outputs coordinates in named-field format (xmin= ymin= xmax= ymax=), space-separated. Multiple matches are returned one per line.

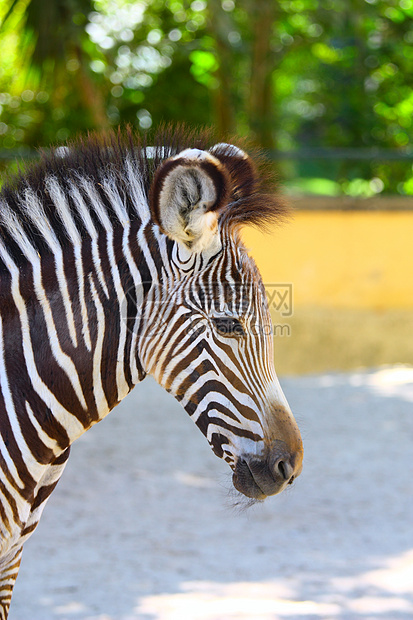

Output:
xmin=211 ymin=317 xmax=245 ymax=337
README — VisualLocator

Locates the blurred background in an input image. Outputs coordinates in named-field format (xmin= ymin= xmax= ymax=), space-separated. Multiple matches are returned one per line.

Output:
xmin=2 ymin=4 xmax=413 ymax=618
xmin=0 ymin=0 xmax=412 ymax=374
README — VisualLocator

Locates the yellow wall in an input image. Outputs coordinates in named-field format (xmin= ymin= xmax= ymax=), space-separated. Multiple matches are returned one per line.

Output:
xmin=243 ymin=211 xmax=413 ymax=309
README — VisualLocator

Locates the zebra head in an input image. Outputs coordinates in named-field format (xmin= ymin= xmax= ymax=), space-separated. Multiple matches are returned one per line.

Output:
xmin=140 ymin=143 xmax=303 ymax=500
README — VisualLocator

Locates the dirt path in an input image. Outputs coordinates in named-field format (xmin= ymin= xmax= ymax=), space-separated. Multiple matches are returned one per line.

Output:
xmin=10 ymin=367 xmax=413 ymax=620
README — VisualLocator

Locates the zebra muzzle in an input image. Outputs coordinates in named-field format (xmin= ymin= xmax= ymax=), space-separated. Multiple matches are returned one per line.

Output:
xmin=232 ymin=441 xmax=300 ymax=500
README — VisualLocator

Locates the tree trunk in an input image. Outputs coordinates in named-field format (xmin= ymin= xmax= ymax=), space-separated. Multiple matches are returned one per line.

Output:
xmin=247 ymin=0 xmax=277 ymax=148
xmin=74 ymin=45 xmax=110 ymax=130
xmin=207 ymin=0 xmax=236 ymax=136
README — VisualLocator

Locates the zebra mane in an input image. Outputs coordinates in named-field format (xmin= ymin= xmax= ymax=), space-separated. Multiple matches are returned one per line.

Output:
xmin=0 ymin=125 xmax=287 ymax=263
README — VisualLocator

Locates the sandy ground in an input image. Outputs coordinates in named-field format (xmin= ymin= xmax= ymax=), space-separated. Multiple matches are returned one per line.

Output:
xmin=9 ymin=366 xmax=413 ymax=620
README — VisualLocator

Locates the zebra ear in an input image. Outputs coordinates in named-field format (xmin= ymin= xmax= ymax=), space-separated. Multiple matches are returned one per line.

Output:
xmin=209 ymin=143 xmax=259 ymax=201
xmin=149 ymin=148 xmax=230 ymax=253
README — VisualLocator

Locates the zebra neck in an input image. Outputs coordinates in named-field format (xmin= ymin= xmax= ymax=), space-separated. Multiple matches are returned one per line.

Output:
xmin=0 ymin=217 xmax=158 ymax=464
xmin=59 ymin=218 xmax=153 ymax=434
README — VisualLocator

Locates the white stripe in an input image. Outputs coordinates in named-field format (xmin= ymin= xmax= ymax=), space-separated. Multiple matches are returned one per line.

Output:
xmin=69 ymin=182 xmax=110 ymax=298
xmin=143 ymin=146 xmax=167 ymax=160
xmin=0 ymin=317 xmax=28 ymax=491
xmin=125 ymin=157 xmax=150 ymax=221
xmin=0 ymin=317 xmax=49 ymax=484
xmin=21 ymin=189 xmax=78 ymax=348
xmin=45 ymin=178 xmax=92 ymax=351
xmin=25 ymin=403 xmax=60 ymax=456
xmin=206 ymin=423 xmax=264 ymax=458
xmin=21 ymin=449 xmax=70 ymax=543
xmin=88 ymin=275 xmax=109 ymax=415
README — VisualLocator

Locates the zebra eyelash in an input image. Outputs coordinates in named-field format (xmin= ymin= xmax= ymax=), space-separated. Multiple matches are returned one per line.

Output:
xmin=210 ymin=316 xmax=246 ymax=337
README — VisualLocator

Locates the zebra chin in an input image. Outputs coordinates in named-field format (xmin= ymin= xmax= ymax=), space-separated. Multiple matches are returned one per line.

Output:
xmin=232 ymin=440 xmax=303 ymax=500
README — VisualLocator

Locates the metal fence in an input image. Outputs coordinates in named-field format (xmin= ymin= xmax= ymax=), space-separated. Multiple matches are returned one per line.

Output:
xmin=1 ymin=147 xmax=412 ymax=161
xmin=1 ymin=147 xmax=412 ymax=209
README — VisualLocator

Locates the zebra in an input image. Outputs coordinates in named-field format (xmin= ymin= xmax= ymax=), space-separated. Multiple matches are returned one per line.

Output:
xmin=0 ymin=126 xmax=303 ymax=617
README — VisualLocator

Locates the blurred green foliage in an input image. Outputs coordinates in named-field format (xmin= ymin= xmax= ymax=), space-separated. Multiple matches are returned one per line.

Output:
xmin=0 ymin=0 xmax=412 ymax=195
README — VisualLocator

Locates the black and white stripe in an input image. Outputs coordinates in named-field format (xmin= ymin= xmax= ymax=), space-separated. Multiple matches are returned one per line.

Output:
xmin=0 ymin=127 xmax=303 ymax=617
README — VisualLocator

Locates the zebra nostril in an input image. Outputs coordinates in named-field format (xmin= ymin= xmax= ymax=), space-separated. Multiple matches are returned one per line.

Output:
xmin=278 ymin=460 xmax=286 ymax=479
xmin=273 ymin=457 xmax=294 ymax=482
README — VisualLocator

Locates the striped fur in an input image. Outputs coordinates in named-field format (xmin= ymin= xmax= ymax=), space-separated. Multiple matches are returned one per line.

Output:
xmin=0 ymin=126 xmax=302 ymax=617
